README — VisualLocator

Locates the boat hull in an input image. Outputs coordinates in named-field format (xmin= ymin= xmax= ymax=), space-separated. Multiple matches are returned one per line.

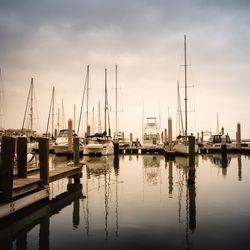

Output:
xmin=173 ymin=143 xmax=199 ymax=155
xmin=84 ymin=143 xmax=114 ymax=156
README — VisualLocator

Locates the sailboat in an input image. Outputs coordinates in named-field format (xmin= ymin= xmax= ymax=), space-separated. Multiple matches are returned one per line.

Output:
xmin=21 ymin=78 xmax=39 ymax=153
xmin=173 ymin=35 xmax=198 ymax=155
xmin=84 ymin=68 xmax=114 ymax=156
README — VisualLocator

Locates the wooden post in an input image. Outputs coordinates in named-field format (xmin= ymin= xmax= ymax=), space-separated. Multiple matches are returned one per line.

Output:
xmin=168 ymin=118 xmax=172 ymax=151
xmin=130 ymin=133 xmax=133 ymax=143
xmin=164 ymin=128 xmax=167 ymax=144
xmin=39 ymin=137 xmax=49 ymax=185
xmin=87 ymin=125 xmax=91 ymax=137
xmin=17 ymin=136 xmax=28 ymax=178
xmin=201 ymin=131 xmax=204 ymax=143
xmin=236 ymin=123 xmax=241 ymax=148
xmin=221 ymin=127 xmax=224 ymax=135
xmin=122 ymin=132 xmax=125 ymax=143
xmin=0 ymin=136 xmax=16 ymax=203
xmin=114 ymin=143 xmax=119 ymax=157
xmin=68 ymin=119 xmax=73 ymax=152
xmin=188 ymin=136 xmax=196 ymax=185
xmin=221 ymin=133 xmax=227 ymax=164
xmin=188 ymin=135 xmax=195 ymax=156
xmin=73 ymin=137 xmax=80 ymax=166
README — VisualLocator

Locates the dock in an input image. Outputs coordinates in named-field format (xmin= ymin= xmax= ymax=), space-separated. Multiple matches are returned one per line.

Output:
xmin=0 ymin=136 xmax=84 ymax=220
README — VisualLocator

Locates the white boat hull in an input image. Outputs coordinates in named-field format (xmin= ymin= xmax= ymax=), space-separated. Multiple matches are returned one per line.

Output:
xmin=173 ymin=143 xmax=199 ymax=155
xmin=84 ymin=143 xmax=114 ymax=156
xmin=53 ymin=145 xmax=83 ymax=155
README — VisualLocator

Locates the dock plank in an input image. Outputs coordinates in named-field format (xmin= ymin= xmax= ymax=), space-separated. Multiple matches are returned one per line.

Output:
xmin=12 ymin=178 xmax=42 ymax=198
xmin=30 ymin=165 xmax=83 ymax=183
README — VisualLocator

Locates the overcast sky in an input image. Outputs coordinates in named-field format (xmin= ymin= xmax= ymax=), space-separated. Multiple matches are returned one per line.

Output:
xmin=0 ymin=0 xmax=250 ymax=139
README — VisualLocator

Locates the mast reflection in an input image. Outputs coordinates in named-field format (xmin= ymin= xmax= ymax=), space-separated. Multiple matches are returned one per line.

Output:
xmin=84 ymin=156 xmax=120 ymax=239
xmin=0 ymin=181 xmax=83 ymax=250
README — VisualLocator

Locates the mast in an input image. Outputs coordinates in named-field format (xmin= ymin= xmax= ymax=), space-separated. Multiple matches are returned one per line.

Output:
xmin=46 ymin=86 xmax=55 ymax=137
xmin=177 ymin=81 xmax=184 ymax=135
xmin=74 ymin=104 xmax=76 ymax=132
xmin=98 ymin=100 xmax=102 ymax=133
xmin=86 ymin=65 xmax=90 ymax=132
xmin=62 ymin=98 xmax=66 ymax=130
xmin=30 ymin=78 xmax=34 ymax=133
xmin=216 ymin=112 xmax=219 ymax=134
xmin=0 ymin=68 xmax=4 ymax=129
xmin=57 ymin=107 xmax=60 ymax=133
xmin=92 ymin=107 xmax=95 ymax=134
xmin=159 ymin=100 xmax=161 ymax=136
xmin=115 ymin=64 xmax=118 ymax=135
xmin=104 ymin=68 xmax=107 ymax=133
xmin=51 ymin=86 xmax=55 ymax=137
xmin=77 ymin=65 xmax=88 ymax=135
xmin=184 ymin=34 xmax=188 ymax=137
xmin=21 ymin=78 xmax=33 ymax=134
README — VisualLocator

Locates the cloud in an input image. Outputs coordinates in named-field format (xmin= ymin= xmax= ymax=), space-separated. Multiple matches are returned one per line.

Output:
xmin=0 ymin=0 xmax=250 ymax=138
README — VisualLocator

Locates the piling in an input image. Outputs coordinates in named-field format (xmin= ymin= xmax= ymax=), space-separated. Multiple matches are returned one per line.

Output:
xmin=39 ymin=137 xmax=49 ymax=186
xmin=68 ymin=119 xmax=73 ymax=152
xmin=114 ymin=143 xmax=119 ymax=157
xmin=54 ymin=129 xmax=57 ymax=139
xmin=221 ymin=127 xmax=224 ymax=135
xmin=236 ymin=123 xmax=241 ymax=148
xmin=168 ymin=118 xmax=172 ymax=151
xmin=0 ymin=136 xmax=16 ymax=203
xmin=130 ymin=133 xmax=133 ymax=143
xmin=238 ymin=155 xmax=242 ymax=181
xmin=189 ymin=135 xmax=195 ymax=156
xmin=164 ymin=128 xmax=167 ymax=144
xmin=17 ymin=136 xmax=28 ymax=178
xmin=201 ymin=131 xmax=204 ymax=144
xmin=73 ymin=137 xmax=80 ymax=166
xmin=87 ymin=125 xmax=91 ymax=137
xmin=122 ymin=132 xmax=125 ymax=143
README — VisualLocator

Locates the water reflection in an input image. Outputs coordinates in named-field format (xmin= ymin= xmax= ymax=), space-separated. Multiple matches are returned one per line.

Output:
xmin=238 ymin=155 xmax=242 ymax=181
xmin=84 ymin=156 xmax=119 ymax=240
xmin=143 ymin=155 xmax=161 ymax=185
xmin=0 ymin=181 xmax=83 ymax=250
xmin=173 ymin=155 xmax=197 ymax=246
xmin=1 ymin=154 xmax=250 ymax=249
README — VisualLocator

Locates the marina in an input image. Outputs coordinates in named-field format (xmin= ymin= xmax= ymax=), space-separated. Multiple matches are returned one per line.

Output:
xmin=1 ymin=1 xmax=250 ymax=249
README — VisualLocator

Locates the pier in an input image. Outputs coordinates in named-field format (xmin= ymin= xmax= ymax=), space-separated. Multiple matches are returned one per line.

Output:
xmin=0 ymin=136 xmax=84 ymax=220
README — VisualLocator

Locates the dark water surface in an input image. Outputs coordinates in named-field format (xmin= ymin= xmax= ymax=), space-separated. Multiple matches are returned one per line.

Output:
xmin=1 ymin=154 xmax=250 ymax=250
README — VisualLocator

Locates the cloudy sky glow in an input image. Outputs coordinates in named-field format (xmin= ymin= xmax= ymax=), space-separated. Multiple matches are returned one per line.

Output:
xmin=0 ymin=0 xmax=250 ymax=139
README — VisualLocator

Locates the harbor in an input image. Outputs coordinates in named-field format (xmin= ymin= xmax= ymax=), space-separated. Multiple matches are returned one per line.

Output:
xmin=1 ymin=1 xmax=250 ymax=249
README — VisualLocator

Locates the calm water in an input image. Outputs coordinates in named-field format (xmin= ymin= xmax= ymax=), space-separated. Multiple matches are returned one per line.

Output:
xmin=1 ymin=154 xmax=250 ymax=250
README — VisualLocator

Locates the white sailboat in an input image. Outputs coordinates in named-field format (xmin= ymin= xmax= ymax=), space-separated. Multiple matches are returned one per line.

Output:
xmin=84 ymin=68 xmax=114 ymax=156
xmin=173 ymin=35 xmax=198 ymax=155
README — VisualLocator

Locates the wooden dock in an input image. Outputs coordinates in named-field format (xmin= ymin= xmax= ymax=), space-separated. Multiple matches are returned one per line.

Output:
xmin=0 ymin=136 xmax=84 ymax=220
